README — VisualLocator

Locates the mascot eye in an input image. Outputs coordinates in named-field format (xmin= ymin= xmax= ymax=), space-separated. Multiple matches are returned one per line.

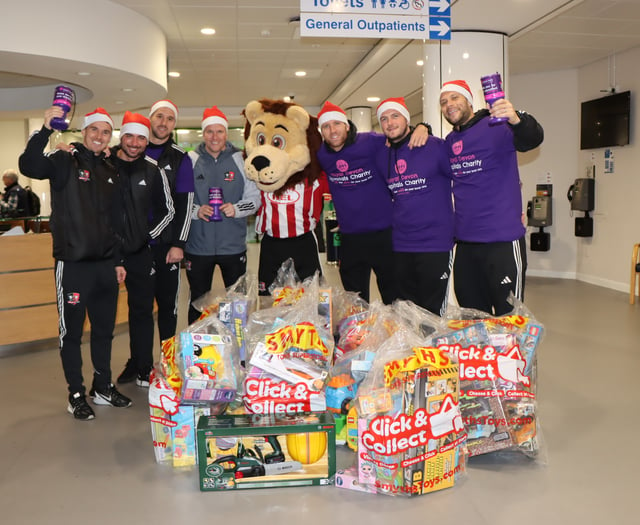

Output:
xmin=256 ymin=132 xmax=267 ymax=146
xmin=271 ymin=134 xmax=286 ymax=149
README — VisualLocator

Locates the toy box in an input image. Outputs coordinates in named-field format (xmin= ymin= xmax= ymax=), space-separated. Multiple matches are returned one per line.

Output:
xmin=149 ymin=369 xmax=213 ymax=467
xmin=218 ymin=298 xmax=250 ymax=362
xmin=197 ymin=411 xmax=336 ymax=491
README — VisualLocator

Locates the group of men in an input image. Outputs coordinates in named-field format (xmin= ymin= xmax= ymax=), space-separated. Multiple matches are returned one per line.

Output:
xmin=317 ymin=80 xmax=543 ymax=317
xmin=16 ymin=77 xmax=542 ymax=421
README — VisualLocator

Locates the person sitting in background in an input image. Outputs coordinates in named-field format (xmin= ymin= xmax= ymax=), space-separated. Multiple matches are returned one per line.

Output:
xmin=0 ymin=169 xmax=29 ymax=218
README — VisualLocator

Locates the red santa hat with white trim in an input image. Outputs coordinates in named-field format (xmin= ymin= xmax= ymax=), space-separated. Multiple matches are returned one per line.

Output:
xmin=201 ymin=106 xmax=228 ymax=131
xmin=120 ymin=111 xmax=150 ymax=139
xmin=149 ymin=99 xmax=178 ymax=120
xmin=82 ymin=107 xmax=114 ymax=130
xmin=441 ymin=80 xmax=473 ymax=105
xmin=376 ymin=97 xmax=411 ymax=124
xmin=317 ymin=101 xmax=349 ymax=127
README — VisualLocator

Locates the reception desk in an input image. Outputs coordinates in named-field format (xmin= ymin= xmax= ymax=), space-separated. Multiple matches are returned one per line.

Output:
xmin=0 ymin=233 xmax=128 ymax=349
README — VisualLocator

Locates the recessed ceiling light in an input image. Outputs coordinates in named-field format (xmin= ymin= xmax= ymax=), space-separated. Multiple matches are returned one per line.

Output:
xmin=416 ymin=60 xmax=424 ymax=66
xmin=283 ymin=96 xmax=292 ymax=102
xmin=122 ymin=87 xmax=134 ymax=92
xmin=168 ymin=71 xmax=181 ymax=78
xmin=295 ymin=71 xmax=307 ymax=77
xmin=115 ymin=100 xmax=125 ymax=105
xmin=261 ymin=29 xmax=271 ymax=37
xmin=367 ymin=96 xmax=380 ymax=102
xmin=77 ymin=71 xmax=91 ymax=76
xmin=201 ymin=27 xmax=216 ymax=35
xmin=462 ymin=52 xmax=470 ymax=60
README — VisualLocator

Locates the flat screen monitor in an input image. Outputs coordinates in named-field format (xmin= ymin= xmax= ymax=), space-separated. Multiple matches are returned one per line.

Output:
xmin=580 ymin=91 xmax=631 ymax=150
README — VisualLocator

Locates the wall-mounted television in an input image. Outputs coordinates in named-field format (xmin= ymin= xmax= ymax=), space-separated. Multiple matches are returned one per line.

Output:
xmin=580 ymin=91 xmax=631 ymax=150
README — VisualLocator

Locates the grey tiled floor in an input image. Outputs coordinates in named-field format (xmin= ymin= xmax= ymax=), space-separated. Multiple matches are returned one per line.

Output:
xmin=1 ymin=245 xmax=638 ymax=524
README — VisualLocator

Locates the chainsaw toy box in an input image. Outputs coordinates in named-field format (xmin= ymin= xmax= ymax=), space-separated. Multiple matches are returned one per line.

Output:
xmin=197 ymin=411 xmax=336 ymax=491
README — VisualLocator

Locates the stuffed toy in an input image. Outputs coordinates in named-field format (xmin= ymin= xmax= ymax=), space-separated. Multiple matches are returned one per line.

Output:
xmin=243 ymin=99 xmax=327 ymax=296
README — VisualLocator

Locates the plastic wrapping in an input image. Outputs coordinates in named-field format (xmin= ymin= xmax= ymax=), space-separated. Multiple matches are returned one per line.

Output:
xmin=180 ymin=313 xmax=243 ymax=407
xmin=345 ymin=328 xmax=468 ymax=496
xmin=242 ymin=290 xmax=335 ymax=414
xmin=434 ymin=299 xmax=545 ymax=460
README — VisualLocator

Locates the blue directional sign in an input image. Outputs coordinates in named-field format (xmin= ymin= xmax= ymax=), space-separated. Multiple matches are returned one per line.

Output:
xmin=300 ymin=0 xmax=452 ymax=41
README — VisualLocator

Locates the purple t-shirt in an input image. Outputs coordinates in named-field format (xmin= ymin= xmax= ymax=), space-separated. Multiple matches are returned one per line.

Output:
xmin=317 ymin=132 xmax=392 ymax=234
xmin=375 ymin=136 xmax=454 ymax=252
xmin=445 ymin=117 xmax=526 ymax=243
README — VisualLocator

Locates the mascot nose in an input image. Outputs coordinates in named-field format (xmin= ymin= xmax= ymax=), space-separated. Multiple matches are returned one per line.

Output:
xmin=251 ymin=155 xmax=271 ymax=172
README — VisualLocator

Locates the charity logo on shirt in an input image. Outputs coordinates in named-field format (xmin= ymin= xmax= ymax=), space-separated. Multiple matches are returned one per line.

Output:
xmin=328 ymin=160 xmax=373 ymax=187
xmin=78 ymin=169 xmax=90 ymax=182
xmin=336 ymin=159 xmax=349 ymax=172
xmin=452 ymin=140 xmax=463 ymax=156
xmin=387 ymin=163 xmax=427 ymax=195
xmin=224 ymin=171 xmax=235 ymax=181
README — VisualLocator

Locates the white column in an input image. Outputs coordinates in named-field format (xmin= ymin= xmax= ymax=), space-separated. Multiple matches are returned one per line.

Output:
xmin=345 ymin=106 xmax=373 ymax=132
xmin=422 ymin=31 xmax=508 ymax=138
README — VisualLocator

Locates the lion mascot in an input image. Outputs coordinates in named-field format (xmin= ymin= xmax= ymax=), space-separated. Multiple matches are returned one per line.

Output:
xmin=243 ymin=99 xmax=328 ymax=296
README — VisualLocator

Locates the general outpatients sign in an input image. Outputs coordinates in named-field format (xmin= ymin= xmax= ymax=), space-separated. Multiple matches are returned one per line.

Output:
xmin=300 ymin=0 xmax=451 ymax=40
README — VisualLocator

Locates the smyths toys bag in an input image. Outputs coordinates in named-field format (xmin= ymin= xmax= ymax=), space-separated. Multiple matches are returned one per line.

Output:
xmin=352 ymin=330 xmax=467 ymax=497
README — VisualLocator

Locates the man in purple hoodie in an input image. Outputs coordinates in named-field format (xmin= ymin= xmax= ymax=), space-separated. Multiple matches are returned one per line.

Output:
xmin=440 ymin=80 xmax=544 ymax=315
xmin=376 ymin=97 xmax=454 ymax=316
xmin=316 ymin=101 xmax=428 ymax=304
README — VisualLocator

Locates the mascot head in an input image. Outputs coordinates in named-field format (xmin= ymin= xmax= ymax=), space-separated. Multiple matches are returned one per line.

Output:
xmin=243 ymin=99 xmax=322 ymax=194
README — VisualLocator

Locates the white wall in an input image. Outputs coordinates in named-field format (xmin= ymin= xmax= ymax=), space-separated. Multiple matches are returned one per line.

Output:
xmin=511 ymin=69 xmax=580 ymax=281
xmin=513 ymin=47 xmax=640 ymax=294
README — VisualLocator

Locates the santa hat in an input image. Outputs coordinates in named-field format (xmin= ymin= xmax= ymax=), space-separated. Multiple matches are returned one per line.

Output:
xmin=441 ymin=80 xmax=473 ymax=105
xmin=201 ymin=106 xmax=228 ymax=131
xmin=82 ymin=107 xmax=114 ymax=130
xmin=149 ymin=99 xmax=178 ymax=120
xmin=376 ymin=97 xmax=410 ymax=124
xmin=120 ymin=111 xmax=150 ymax=139
xmin=317 ymin=101 xmax=348 ymax=127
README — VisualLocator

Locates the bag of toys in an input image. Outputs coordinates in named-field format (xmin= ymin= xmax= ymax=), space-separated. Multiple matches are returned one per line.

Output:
xmin=243 ymin=289 xmax=335 ymax=414
xmin=346 ymin=327 xmax=468 ymax=496
xmin=435 ymin=299 xmax=544 ymax=459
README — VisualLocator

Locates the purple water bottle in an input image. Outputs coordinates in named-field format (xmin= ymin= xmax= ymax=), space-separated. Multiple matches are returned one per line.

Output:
xmin=50 ymin=85 xmax=75 ymax=131
xmin=208 ymin=187 xmax=224 ymax=221
xmin=480 ymin=73 xmax=508 ymax=124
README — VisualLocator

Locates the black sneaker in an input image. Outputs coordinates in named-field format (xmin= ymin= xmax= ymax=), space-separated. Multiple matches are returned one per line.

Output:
xmin=136 ymin=369 xmax=151 ymax=388
xmin=91 ymin=384 xmax=133 ymax=408
xmin=117 ymin=358 xmax=137 ymax=384
xmin=68 ymin=392 xmax=95 ymax=421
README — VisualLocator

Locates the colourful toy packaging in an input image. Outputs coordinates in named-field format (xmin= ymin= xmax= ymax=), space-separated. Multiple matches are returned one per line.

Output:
xmin=197 ymin=411 xmax=336 ymax=491
xmin=437 ymin=303 xmax=545 ymax=458
xmin=180 ymin=314 xmax=241 ymax=406
xmin=243 ymin=292 xmax=334 ymax=414
xmin=349 ymin=330 xmax=468 ymax=497
xmin=148 ymin=369 xmax=212 ymax=467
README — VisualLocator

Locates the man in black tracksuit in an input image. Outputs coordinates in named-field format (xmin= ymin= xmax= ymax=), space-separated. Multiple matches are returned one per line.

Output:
xmin=112 ymin=112 xmax=174 ymax=388
xmin=144 ymin=100 xmax=193 ymax=342
xmin=18 ymin=106 xmax=132 ymax=421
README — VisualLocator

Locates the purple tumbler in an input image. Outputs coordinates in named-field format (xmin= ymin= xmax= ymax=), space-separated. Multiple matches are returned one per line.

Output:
xmin=50 ymin=85 xmax=75 ymax=131
xmin=208 ymin=187 xmax=224 ymax=221
xmin=480 ymin=73 xmax=508 ymax=124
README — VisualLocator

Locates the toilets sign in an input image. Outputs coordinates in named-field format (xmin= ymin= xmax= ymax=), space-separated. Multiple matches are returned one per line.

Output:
xmin=300 ymin=0 xmax=451 ymax=40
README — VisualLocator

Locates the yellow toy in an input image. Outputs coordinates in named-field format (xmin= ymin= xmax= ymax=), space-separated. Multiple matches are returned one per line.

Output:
xmin=286 ymin=432 xmax=327 ymax=464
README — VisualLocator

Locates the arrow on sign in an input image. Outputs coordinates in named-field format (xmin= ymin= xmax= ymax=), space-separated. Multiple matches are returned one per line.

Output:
xmin=429 ymin=0 xmax=450 ymax=14
xmin=429 ymin=19 xmax=450 ymax=36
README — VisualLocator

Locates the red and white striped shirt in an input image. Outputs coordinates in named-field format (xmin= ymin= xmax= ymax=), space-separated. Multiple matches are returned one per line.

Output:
xmin=256 ymin=179 xmax=324 ymax=238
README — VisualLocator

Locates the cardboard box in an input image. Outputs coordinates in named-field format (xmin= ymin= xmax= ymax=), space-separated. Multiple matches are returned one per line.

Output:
xmin=197 ymin=411 xmax=336 ymax=491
